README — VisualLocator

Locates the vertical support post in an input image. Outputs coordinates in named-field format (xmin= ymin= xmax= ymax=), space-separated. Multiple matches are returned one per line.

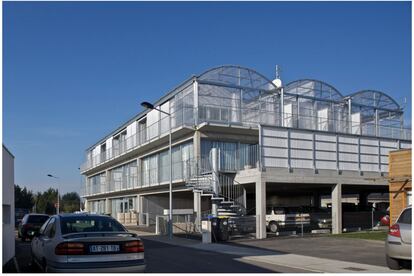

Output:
xmin=137 ymin=195 xmax=144 ymax=225
xmin=168 ymin=114 xmax=173 ymax=239
xmin=194 ymin=191 xmax=201 ymax=232
xmin=296 ymin=95 xmax=300 ymax=128
xmin=375 ymin=108 xmax=379 ymax=137
xmin=348 ymin=98 xmax=352 ymax=134
xmin=280 ymin=87 xmax=284 ymax=127
xmin=193 ymin=79 xmax=199 ymax=126
xmin=331 ymin=183 xmax=342 ymax=234
xmin=378 ymin=139 xmax=381 ymax=173
xmin=255 ymin=176 xmax=266 ymax=239
xmin=336 ymin=134 xmax=340 ymax=172
xmin=287 ymin=129 xmax=292 ymax=171
xmin=243 ymin=188 xmax=247 ymax=210
xmin=211 ymin=148 xmax=219 ymax=217
xmin=258 ymin=125 xmax=263 ymax=170
xmin=312 ymin=133 xmax=316 ymax=172
xmin=84 ymin=199 xmax=89 ymax=212
xmin=358 ymin=137 xmax=362 ymax=175
xmin=105 ymin=198 xmax=111 ymax=215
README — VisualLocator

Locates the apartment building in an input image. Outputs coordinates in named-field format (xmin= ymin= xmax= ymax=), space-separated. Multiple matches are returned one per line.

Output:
xmin=80 ymin=65 xmax=411 ymax=238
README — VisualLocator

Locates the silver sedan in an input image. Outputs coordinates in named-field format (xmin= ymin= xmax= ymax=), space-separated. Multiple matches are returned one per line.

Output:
xmin=30 ymin=213 xmax=145 ymax=272
xmin=385 ymin=206 xmax=411 ymax=270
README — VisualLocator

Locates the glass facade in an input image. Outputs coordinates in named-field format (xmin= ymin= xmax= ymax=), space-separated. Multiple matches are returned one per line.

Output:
xmin=201 ymin=140 xmax=259 ymax=171
xmin=141 ymin=141 xmax=193 ymax=186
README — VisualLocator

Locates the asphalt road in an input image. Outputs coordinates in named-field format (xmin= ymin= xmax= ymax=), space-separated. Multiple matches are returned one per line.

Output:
xmin=12 ymin=235 xmax=301 ymax=273
xmin=231 ymin=235 xmax=412 ymax=268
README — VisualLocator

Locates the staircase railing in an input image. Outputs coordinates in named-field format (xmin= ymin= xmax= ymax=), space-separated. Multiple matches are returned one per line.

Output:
xmin=183 ymin=156 xmax=247 ymax=215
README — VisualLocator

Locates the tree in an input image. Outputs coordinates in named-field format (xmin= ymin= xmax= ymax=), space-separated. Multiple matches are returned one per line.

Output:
xmin=35 ymin=188 xmax=59 ymax=215
xmin=14 ymin=184 xmax=34 ymax=210
xmin=61 ymin=192 xmax=80 ymax=213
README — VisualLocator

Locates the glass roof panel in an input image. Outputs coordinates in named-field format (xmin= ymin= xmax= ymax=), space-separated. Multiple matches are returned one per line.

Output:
xmin=284 ymin=79 xmax=343 ymax=100
xmin=350 ymin=90 xmax=400 ymax=110
xmin=198 ymin=65 xmax=277 ymax=91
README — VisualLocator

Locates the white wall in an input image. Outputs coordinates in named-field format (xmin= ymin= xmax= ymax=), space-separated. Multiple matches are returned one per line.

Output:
xmin=2 ymin=146 xmax=15 ymax=266
xmin=260 ymin=126 xmax=411 ymax=173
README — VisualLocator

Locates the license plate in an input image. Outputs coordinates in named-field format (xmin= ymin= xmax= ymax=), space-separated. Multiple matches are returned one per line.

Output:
xmin=89 ymin=244 xmax=120 ymax=253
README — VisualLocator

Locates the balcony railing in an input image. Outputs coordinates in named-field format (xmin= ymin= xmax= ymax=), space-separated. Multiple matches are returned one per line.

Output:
xmin=81 ymin=105 xmax=411 ymax=173
xmin=81 ymin=144 xmax=260 ymax=198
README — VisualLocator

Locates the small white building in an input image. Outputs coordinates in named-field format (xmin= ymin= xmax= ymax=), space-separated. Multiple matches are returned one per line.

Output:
xmin=3 ymin=145 xmax=15 ymax=266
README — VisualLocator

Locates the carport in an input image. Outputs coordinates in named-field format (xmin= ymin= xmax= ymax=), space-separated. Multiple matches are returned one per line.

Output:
xmin=236 ymin=167 xmax=389 ymax=239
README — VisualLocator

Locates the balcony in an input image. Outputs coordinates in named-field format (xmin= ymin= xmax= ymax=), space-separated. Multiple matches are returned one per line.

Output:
xmin=81 ymin=145 xmax=260 ymax=198
xmin=81 ymin=105 xmax=411 ymax=175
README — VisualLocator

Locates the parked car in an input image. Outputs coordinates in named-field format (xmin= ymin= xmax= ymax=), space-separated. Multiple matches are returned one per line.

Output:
xmin=385 ymin=206 xmax=411 ymax=270
xmin=18 ymin=213 xmax=50 ymax=241
xmin=266 ymin=206 xmax=310 ymax=233
xmin=30 ymin=213 xmax=145 ymax=272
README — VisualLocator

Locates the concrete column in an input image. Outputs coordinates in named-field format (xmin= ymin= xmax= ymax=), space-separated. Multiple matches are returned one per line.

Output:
xmin=137 ymin=195 xmax=144 ymax=225
xmin=194 ymin=191 xmax=201 ymax=232
xmin=193 ymin=130 xmax=201 ymax=165
xmin=211 ymin=148 xmax=219 ymax=217
xmin=105 ymin=198 xmax=111 ymax=215
xmin=331 ymin=183 xmax=342 ymax=234
xmin=84 ymin=199 xmax=88 ymax=212
xmin=255 ymin=177 xmax=266 ymax=239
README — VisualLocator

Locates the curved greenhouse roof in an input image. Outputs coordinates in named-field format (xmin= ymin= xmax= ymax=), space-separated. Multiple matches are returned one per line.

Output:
xmin=284 ymin=79 xmax=343 ymax=101
xmin=348 ymin=90 xmax=401 ymax=110
xmin=198 ymin=65 xmax=277 ymax=91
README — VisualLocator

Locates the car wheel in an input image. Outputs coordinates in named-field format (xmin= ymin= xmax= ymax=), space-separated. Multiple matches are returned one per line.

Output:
xmin=269 ymin=222 xmax=278 ymax=233
xmin=386 ymin=255 xmax=401 ymax=270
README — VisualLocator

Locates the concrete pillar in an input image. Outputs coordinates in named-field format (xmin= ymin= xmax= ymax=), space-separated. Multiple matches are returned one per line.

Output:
xmin=193 ymin=131 xmax=201 ymax=161
xmin=137 ymin=195 xmax=144 ymax=225
xmin=331 ymin=183 xmax=342 ymax=234
xmin=105 ymin=198 xmax=111 ymax=215
xmin=255 ymin=177 xmax=266 ymax=239
xmin=194 ymin=191 xmax=201 ymax=232
xmin=84 ymin=199 xmax=88 ymax=212
xmin=211 ymin=148 xmax=219 ymax=217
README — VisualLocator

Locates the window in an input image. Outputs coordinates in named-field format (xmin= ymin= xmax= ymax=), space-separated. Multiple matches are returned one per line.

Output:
xmin=398 ymin=208 xmax=412 ymax=225
xmin=44 ymin=218 xmax=56 ymax=238
xmin=39 ymin=218 xmax=51 ymax=235
xmin=60 ymin=216 xmax=125 ymax=234
xmin=27 ymin=215 xmax=49 ymax=224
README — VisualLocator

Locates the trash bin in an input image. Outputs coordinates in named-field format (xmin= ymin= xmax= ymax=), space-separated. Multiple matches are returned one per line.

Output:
xmin=211 ymin=217 xmax=230 ymax=242
xmin=218 ymin=217 xmax=229 ymax=241
xmin=211 ymin=217 xmax=220 ymax=243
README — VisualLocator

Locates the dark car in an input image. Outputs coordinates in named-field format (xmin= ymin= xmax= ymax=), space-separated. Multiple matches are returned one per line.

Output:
xmin=18 ymin=213 xmax=50 ymax=241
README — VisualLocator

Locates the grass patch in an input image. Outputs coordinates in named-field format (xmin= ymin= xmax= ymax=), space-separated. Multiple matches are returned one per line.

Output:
xmin=331 ymin=230 xmax=387 ymax=241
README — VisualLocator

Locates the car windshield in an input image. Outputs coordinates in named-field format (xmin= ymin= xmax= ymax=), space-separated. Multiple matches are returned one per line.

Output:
xmin=60 ymin=216 xmax=126 ymax=234
xmin=27 ymin=215 xmax=49 ymax=224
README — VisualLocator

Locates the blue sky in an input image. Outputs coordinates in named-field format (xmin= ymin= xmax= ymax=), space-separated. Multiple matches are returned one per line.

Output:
xmin=3 ymin=1 xmax=411 ymax=194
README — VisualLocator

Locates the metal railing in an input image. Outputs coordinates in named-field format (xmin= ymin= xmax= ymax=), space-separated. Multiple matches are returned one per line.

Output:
xmin=81 ymin=105 xmax=410 ymax=172
xmin=183 ymin=156 xmax=247 ymax=214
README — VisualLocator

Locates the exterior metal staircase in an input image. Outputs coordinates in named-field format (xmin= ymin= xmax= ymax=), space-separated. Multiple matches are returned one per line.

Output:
xmin=184 ymin=153 xmax=246 ymax=218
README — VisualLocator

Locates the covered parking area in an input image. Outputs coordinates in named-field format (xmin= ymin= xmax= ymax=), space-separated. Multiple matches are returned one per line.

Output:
xmin=236 ymin=168 xmax=389 ymax=239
